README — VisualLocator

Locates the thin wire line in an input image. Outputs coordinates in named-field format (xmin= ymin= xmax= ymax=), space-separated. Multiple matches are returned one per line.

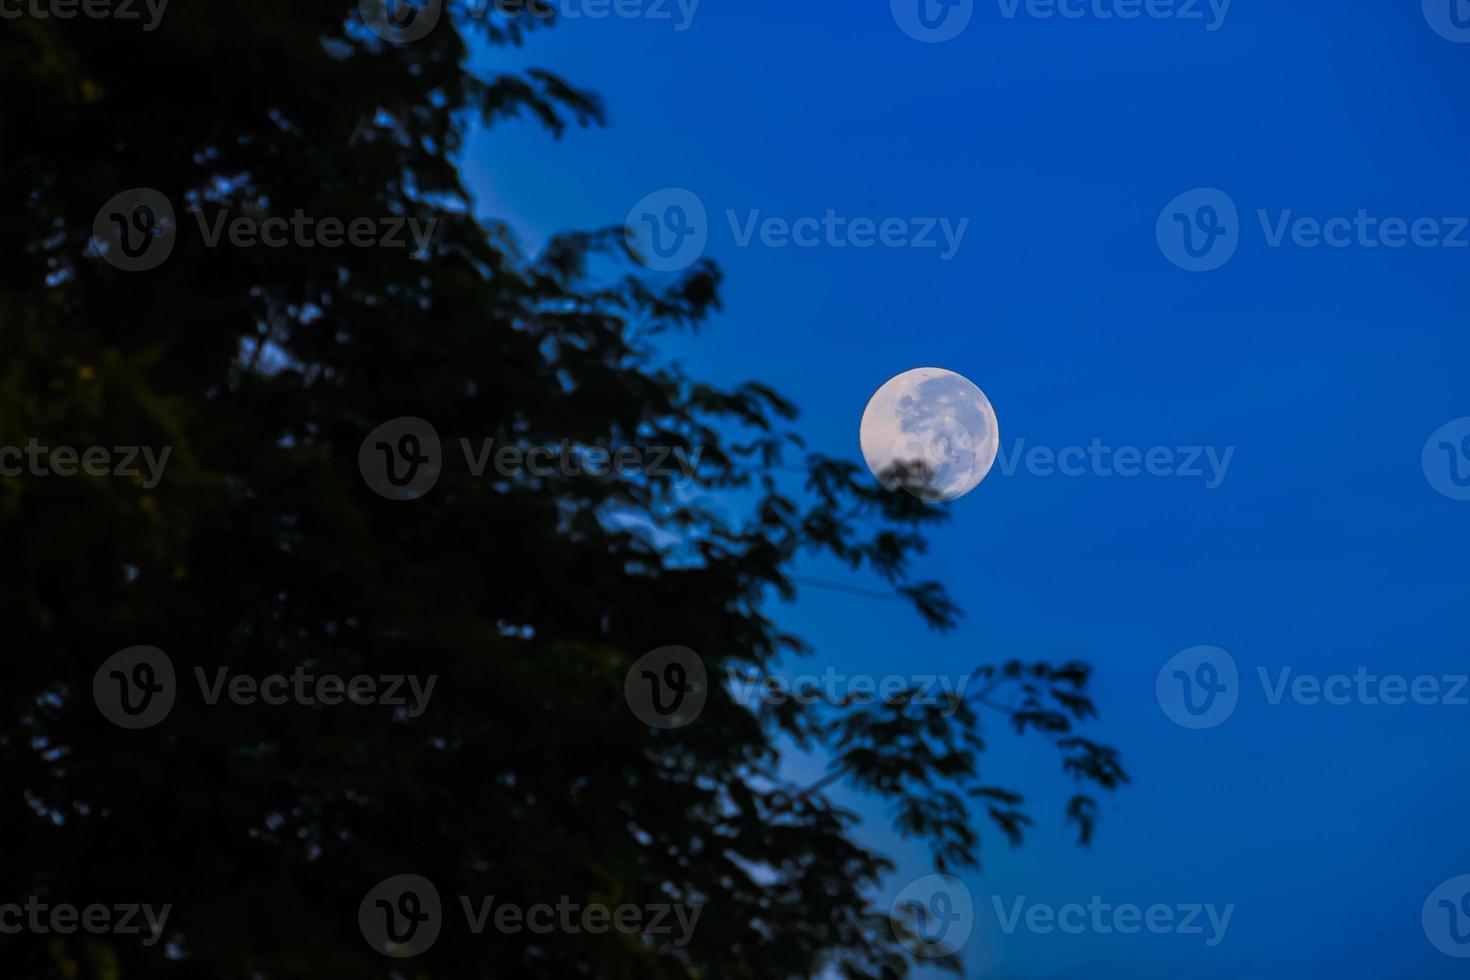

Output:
xmin=789 ymin=576 xmax=904 ymax=601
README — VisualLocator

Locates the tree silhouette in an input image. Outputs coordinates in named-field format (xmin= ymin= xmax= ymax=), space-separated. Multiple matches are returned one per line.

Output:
xmin=0 ymin=3 xmax=1126 ymax=976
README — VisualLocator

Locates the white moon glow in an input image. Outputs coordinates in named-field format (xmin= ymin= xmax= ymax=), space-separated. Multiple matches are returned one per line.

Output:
xmin=859 ymin=367 xmax=1000 ymax=502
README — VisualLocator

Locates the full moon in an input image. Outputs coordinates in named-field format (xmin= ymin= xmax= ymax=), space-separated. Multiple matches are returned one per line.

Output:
xmin=859 ymin=367 xmax=1000 ymax=502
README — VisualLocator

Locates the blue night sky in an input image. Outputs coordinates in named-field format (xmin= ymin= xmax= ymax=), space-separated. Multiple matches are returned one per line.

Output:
xmin=462 ymin=3 xmax=1469 ymax=976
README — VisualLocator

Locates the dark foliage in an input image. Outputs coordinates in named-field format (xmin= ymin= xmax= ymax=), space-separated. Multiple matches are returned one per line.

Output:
xmin=0 ymin=3 xmax=1125 ymax=976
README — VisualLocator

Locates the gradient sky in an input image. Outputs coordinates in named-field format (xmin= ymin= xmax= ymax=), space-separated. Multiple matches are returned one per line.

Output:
xmin=460 ymin=3 xmax=1470 ymax=975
